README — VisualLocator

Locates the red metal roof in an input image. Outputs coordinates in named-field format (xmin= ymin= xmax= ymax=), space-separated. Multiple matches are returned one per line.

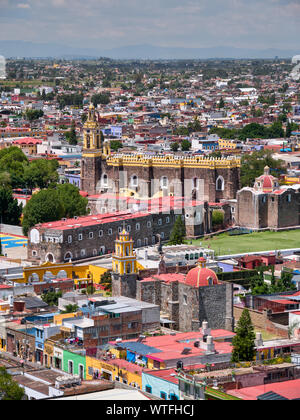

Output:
xmin=228 ymin=379 xmax=300 ymax=400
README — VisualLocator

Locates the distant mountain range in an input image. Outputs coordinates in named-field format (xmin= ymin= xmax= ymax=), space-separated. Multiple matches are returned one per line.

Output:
xmin=0 ymin=40 xmax=298 ymax=60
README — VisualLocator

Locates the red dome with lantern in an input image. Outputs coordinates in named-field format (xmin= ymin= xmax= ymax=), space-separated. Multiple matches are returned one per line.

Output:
xmin=185 ymin=257 xmax=219 ymax=288
xmin=254 ymin=166 xmax=279 ymax=193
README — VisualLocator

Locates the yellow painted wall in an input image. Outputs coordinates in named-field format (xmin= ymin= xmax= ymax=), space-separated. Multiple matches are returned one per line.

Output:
xmin=53 ymin=311 xmax=83 ymax=326
xmin=0 ymin=338 xmax=7 ymax=352
xmin=85 ymin=356 xmax=142 ymax=388
xmin=147 ymin=358 xmax=166 ymax=370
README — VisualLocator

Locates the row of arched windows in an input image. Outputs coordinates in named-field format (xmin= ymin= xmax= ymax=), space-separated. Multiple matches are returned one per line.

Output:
xmin=101 ymin=174 xmax=225 ymax=191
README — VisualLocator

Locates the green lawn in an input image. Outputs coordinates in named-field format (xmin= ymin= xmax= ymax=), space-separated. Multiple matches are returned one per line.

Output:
xmin=191 ymin=230 xmax=300 ymax=256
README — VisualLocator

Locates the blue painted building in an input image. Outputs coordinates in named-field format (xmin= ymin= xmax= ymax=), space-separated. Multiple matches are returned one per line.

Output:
xmin=142 ymin=369 xmax=179 ymax=400
xmin=102 ymin=126 xmax=122 ymax=139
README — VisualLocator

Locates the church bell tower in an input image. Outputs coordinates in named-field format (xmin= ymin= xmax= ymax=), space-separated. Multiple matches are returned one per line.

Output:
xmin=112 ymin=228 xmax=138 ymax=298
xmin=81 ymin=104 xmax=103 ymax=195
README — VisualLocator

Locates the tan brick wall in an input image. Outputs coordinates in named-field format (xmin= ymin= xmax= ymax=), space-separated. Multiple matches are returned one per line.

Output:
xmin=234 ymin=306 xmax=288 ymax=338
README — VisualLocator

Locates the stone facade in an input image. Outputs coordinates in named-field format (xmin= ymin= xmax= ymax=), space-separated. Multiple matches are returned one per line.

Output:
xmin=132 ymin=274 xmax=233 ymax=332
xmin=28 ymin=203 xmax=211 ymax=264
xmin=236 ymin=170 xmax=300 ymax=230
xmin=81 ymin=105 xmax=241 ymax=202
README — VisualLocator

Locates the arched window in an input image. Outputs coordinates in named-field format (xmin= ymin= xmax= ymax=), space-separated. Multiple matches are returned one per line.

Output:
xmin=46 ymin=253 xmax=55 ymax=263
xmin=216 ymin=176 xmax=225 ymax=191
xmin=193 ymin=177 xmax=199 ymax=190
xmin=131 ymin=175 xmax=138 ymax=187
xmin=126 ymin=263 xmax=131 ymax=274
xmin=161 ymin=176 xmax=168 ymax=189
xmin=64 ymin=252 xmax=73 ymax=261
xmin=101 ymin=174 xmax=108 ymax=187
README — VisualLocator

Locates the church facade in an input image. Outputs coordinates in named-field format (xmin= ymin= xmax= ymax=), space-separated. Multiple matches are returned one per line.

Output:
xmin=111 ymin=230 xmax=234 ymax=333
xmin=81 ymin=105 xmax=241 ymax=203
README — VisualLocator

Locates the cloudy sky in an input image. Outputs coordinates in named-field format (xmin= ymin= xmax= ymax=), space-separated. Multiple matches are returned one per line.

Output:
xmin=0 ymin=0 xmax=299 ymax=50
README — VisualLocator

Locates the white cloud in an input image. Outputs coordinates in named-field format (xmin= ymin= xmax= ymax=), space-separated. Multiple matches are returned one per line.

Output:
xmin=0 ymin=0 xmax=299 ymax=50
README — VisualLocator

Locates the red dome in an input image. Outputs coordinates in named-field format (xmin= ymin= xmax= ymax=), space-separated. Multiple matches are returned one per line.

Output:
xmin=185 ymin=266 xmax=219 ymax=288
xmin=255 ymin=167 xmax=278 ymax=192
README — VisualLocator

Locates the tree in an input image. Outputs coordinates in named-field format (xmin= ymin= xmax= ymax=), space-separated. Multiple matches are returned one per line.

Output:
xmin=181 ymin=139 xmax=191 ymax=151
xmin=61 ymin=304 xmax=79 ymax=314
xmin=91 ymin=93 xmax=110 ymax=106
xmin=218 ymin=97 xmax=225 ymax=109
xmin=100 ymin=271 xmax=112 ymax=292
xmin=231 ymin=309 xmax=256 ymax=363
xmin=0 ymin=147 xmax=28 ymax=188
xmin=0 ymin=172 xmax=11 ymax=189
xmin=22 ymin=184 xmax=88 ymax=235
xmin=24 ymin=109 xmax=44 ymax=123
xmin=56 ymin=183 xmax=88 ymax=219
xmin=23 ymin=159 xmax=59 ymax=190
xmin=22 ymin=189 xmax=65 ymax=236
xmin=212 ymin=210 xmax=224 ymax=227
xmin=170 ymin=142 xmax=179 ymax=152
xmin=110 ymin=140 xmax=123 ymax=152
xmin=66 ymin=121 xmax=77 ymax=145
xmin=0 ymin=188 xmax=22 ymax=226
xmin=241 ymin=150 xmax=286 ymax=188
xmin=41 ymin=290 xmax=62 ymax=306
xmin=0 ymin=367 xmax=25 ymax=400
xmin=169 ymin=216 xmax=186 ymax=245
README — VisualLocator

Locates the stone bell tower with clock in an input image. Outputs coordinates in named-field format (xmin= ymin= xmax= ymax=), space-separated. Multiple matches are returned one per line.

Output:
xmin=81 ymin=104 xmax=104 ymax=195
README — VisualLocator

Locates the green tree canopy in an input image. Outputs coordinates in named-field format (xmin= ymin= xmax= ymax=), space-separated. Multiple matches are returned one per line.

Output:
xmin=23 ymin=159 xmax=59 ymax=190
xmin=41 ymin=290 xmax=62 ymax=306
xmin=231 ymin=309 xmax=256 ymax=363
xmin=24 ymin=109 xmax=44 ymax=122
xmin=0 ymin=367 xmax=25 ymax=400
xmin=170 ymin=142 xmax=180 ymax=152
xmin=22 ymin=184 xmax=89 ymax=235
xmin=0 ymin=147 xmax=28 ymax=188
xmin=241 ymin=150 xmax=286 ymax=188
xmin=110 ymin=140 xmax=123 ymax=152
xmin=91 ymin=93 xmax=111 ymax=106
xmin=181 ymin=139 xmax=191 ymax=151
xmin=65 ymin=121 xmax=78 ymax=146
xmin=0 ymin=188 xmax=22 ymax=225
xmin=169 ymin=216 xmax=186 ymax=245
xmin=56 ymin=183 xmax=89 ymax=219
xmin=22 ymin=189 xmax=65 ymax=236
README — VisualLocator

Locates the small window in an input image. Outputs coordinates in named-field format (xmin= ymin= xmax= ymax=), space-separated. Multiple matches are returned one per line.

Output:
xmin=78 ymin=233 xmax=83 ymax=241
xmin=160 ymin=391 xmax=167 ymax=400
xmin=131 ymin=175 xmax=138 ymax=187
xmin=108 ymin=228 xmax=113 ymax=236
xmin=89 ymin=232 xmax=93 ymax=239
xmin=161 ymin=232 xmax=165 ymax=239
xmin=158 ymin=219 xmax=162 ymax=226
xmin=80 ymin=249 xmax=86 ymax=257
xmin=147 ymin=221 xmax=152 ymax=228
xmin=145 ymin=385 xmax=152 ymax=394
xmin=166 ymin=217 xmax=170 ymax=224
xmin=127 ymin=225 xmax=131 ymax=232
xmin=68 ymin=235 xmax=72 ymax=244
xmin=136 ymin=223 xmax=140 ymax=231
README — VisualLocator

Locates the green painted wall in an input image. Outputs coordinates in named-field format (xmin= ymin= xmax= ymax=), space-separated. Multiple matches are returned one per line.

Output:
xmin=62 ymin=350 xmax=86 ymax=380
